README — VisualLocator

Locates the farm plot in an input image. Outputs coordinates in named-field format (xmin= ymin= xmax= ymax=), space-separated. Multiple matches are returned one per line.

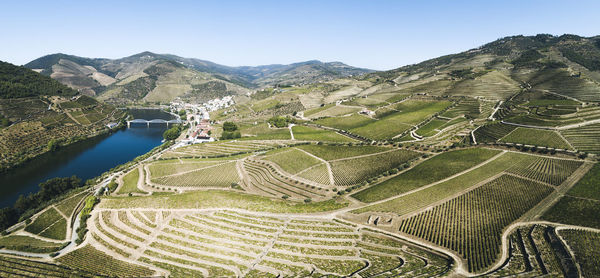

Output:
xmin=0 ymin=255 xmax=98 ymax=277
xmin=499 ymin=127 xmax=572 ymax=149
xmin=330 ymin=149 xmax=420 ymax=186
xmin=0 ymin=235 xmax=63 ymax=253
xmin=151 ymin=161 xmax=240 ymax=188
xmin=441 ymin=98 xmax=480 ymax=118
xmin=473 ymin=123 xmax=517 ymax=143
xmin=350 ymin=100 xmax=452 ymax=140
xmin=415 ymin=118 xmax=449 ymax=137
xmin=488 ymin=224 xmax=569 ymax=277
xmin=148 ymin=160 xmax=225 ymax=178
xmin=306 ymin=105 xmax=361 ymax=118
xmin=240 ymin=123 xmax=292 ymax=140
xmin=88 ymin=209 xmax=450 ymax=277
xmin=397 ymin=174 xmax=553 ymax=273
xmin=116 ymin=167 xmax=146 ymax=195
xmin=57 ymin=245 xmax=156 ymax=277
xmin=559 ymin=229 xmax=600 ymax=277
xmin=505 ymin=156 xmax=583 ymax=186
xmin=297 ymin=163 xmax=330 ymax=185
xmin=354 ymin=151 xmax=535 ymax=216
xmin=313 ymin=113 xmax=375 ymax=131
xmin=24 ymin=207 xmax=67 ymax=240
xmin=262 ymin=148 xmax=321 ymax=174
xmin=160 ymin=140 xmax=289 ymax=159
xmin=352 ymin=148 xmax=501 ymax=203
xmin=291 ymin=125 xmax=355 ymax=142
xmin=243 ymin=159 xmax=328 ymax=200
xmin=566 ymin=163 xmax=600 ymax=200
xmin=296 ymin=144 xmax=389 ymax=161
xmin=542 ymin=196 xmax=600 ymax=229
xmin=561 ymin=123 xmax=600 ymax=154
xmin=55 ymin=190 xmax=89 ymax=217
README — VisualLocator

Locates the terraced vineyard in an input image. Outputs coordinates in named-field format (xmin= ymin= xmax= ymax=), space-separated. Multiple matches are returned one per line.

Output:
xmin=487 ymin=224 xmax=576 ymax=277
xmin=505 ymin=156 xmax=583 ymax=186
xmin=473 ymin=123 xmax=517 ymax=143
xmin=242 ymin=158 xmax=330 ymax=200
xmin=558 ymin=229 xmax=600 ymax=277
xmin=397 ymin=175 xmax=553 ymax=272
xmin=149 ymin=160 xmax=241 ymax=189
xmin=561 ymin=123 xmax=600 ymax=154
xmin=88 ymin=209 xmax=451 ymax=277
xmin=160 ymin=140 xmax=293 ymax=159
xmin=499 ymin=127 xmax=572 ymax=149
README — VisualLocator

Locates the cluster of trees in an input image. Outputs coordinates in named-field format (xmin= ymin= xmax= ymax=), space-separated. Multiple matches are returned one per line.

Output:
xmin=268 ymin=116 xmax=296 ymax=128
xmin=163 ymin=125 xmax=182 ymax=141
xmin=0 ymin=176 xmax=82 ymax=231
xmin=221 ymin=121 xmax=241 ymax=139
xmin=0 ymin=61 xmax=78 ymax=99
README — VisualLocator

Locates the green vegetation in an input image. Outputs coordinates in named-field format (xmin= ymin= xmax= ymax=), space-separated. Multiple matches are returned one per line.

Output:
xmin=0 ymin=61 xmax=77 ymax=98
xmin=542 ymin=196 xmax=600 ymax=229
xmin=398 ymin=174 xmax=553 ymax=272
xmin=352 ymin=148 xmax=500 ymax=202
xmin=499 ymin=127 xmax=572 ymax=149
xmin=0 ymin=255 xmax=97 ymax=277
xmin=116 ymin=167 xmax=145 ymax=194
xmin=349 ymin=100 xmax=452 ymax=140
xmin=25 ymin=207 xmax=65 ymax=238
xmin=415 ymin=119 xmax=447 ymax=137
xmin=559 ymin=229 xmax=600 ymax=277
xmin=151 ymin=161 xmax=240 ymax=188
xmin=100 ymin=190 xmax=347 ymax=212
xmin=0 ymin=235 xmax=64 ymax=253
xmin=163 ymin=125 xmax=181 ymax=141
xmin=561 ymin=123 xmax=600 ymax=154
xmin=57 ymin=245 xmax=155 ymax=277
xmin=55 ymin=191 xmax=88 ymax=217
xmin=331 ymin=149 xmax=420 ymax=186
xmin=506 ymin=156 xmax=582 ymax=186
xmin=297 ymin=144 xmax=388 ymax=161
xmin=263 ymin=148 xmax=321 ymax=174
xmin=567 ymin=163 xmax=600 ymax=200
xmin=222 ymin=121 xmax=241 ymax=139
xmin=354 ymin=151 xmax=533 ymax=215
xmin=268 ymin=116 xmax=295 ymax=128
xmin=291 ymin=125 xmax=355 ymax=142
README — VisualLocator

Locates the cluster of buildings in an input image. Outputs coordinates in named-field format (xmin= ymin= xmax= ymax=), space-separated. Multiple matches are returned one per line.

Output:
xmin=170 ymin=95 xmax=236 ymax=145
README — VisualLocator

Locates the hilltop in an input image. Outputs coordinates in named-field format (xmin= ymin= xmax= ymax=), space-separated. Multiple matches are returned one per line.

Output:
xmin=25 ymin=52 xmax=372 ymax=105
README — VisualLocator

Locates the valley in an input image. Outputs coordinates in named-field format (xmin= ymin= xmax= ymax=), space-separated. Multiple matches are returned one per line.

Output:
xmin=0 ymin=34 xmax=599 ymax=278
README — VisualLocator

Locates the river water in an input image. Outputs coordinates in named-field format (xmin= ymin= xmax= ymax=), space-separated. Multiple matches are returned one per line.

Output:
xmin=0 ymin=109 xmax=173 ymax=208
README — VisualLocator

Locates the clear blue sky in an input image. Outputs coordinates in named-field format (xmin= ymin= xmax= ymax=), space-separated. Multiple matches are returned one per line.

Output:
xmin=1 ymin=0 xmax=599 ymax=70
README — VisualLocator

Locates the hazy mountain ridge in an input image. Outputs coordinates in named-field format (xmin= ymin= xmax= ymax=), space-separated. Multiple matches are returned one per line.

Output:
xmin=25 ymin=52 xmax=372 ymax=105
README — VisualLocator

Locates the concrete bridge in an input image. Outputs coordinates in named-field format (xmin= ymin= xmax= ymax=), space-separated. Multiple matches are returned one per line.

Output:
xmin=127 ymin=119 xmax=182 ymax=127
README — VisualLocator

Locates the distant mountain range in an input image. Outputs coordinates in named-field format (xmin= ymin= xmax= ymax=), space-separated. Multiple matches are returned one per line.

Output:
xmin=25 ymin=52 xmax=373 ymax=105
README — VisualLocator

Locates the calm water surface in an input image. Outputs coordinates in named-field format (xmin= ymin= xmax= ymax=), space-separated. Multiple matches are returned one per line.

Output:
xmin=0 ymin=109 xmax=173 ymax=208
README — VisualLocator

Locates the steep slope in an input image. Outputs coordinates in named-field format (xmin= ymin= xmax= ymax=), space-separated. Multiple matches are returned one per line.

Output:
xmin=0 ymin=60 xmax=125 ymax=171
xmin=357 ymin=34 xmax=600 ymax=102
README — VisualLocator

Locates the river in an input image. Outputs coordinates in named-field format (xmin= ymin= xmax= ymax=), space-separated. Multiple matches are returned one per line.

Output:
xmin=0 ymin=109 xmax=174 ymax=208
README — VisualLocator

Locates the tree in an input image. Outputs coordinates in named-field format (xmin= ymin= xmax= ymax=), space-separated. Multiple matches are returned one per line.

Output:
xmin=163 ymin=126 xmax=181 ymax=141
xmin=47 ymin=139 xmax=60 ymax=152
xmin=223 ymin=121 xmax=238 ymax=132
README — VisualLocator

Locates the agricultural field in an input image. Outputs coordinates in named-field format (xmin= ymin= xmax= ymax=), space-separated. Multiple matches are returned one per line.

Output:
xmin=499 ymin=127 xmax=572 ymax=149
xmin=160 ymin=140 xmax=291 ymax=159
xmin=150 ymin=160 xmax=240 ymax=189
xmin=352 ymin=148 xmax=501 ymax=203
xmin=86 ymin=209 xmax=451 ymax=277
xmin=561 ymin=123 xmax=600 ymax=154
xmin=24 ymin=207 xmax=67 ymax=241
xmin=397 ymin=175 xmax=553 ymax=272
xmin=559 ymin=229 xmax=600 ymax=277
xmin=116 ymin=167 xmax=146 ymax=195
xmin=473 ymin=122 xmax=517 ymax=143
xmin=291 ymin=125 xmax=355 ymax=142
xmin=353 ymin=151 xmax=535 ymax=216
